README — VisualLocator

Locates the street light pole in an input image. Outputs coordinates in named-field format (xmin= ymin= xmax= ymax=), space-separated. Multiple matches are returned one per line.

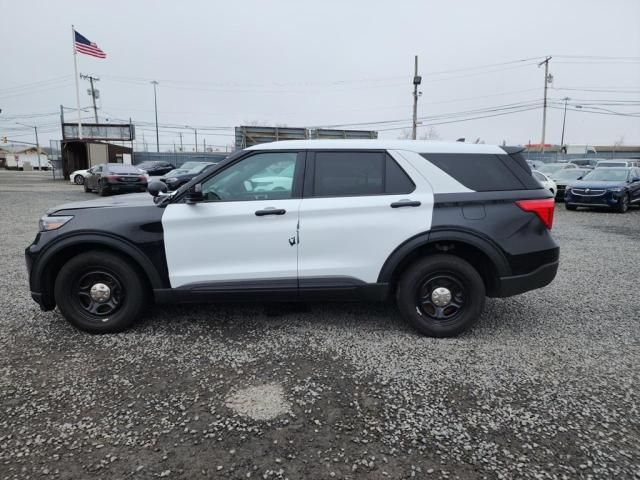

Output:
xmin=151 ymin=81 xmax=159 ymax=152
xmin=560 ymin=97 xmax=570 ymax=149
xmin=16 ymin=122 xmax=41 ymax=170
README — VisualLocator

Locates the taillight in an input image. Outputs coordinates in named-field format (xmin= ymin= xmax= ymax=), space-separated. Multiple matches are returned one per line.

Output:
xmin=139 ymin=176 xmax=146 ymax=182
xmin=515 ymin=198 xmax=555 ymax=229
xmin=106 ymin=175 xmax=119 ymax=181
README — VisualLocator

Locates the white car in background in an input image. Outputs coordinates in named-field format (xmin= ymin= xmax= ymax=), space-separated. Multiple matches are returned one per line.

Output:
xmin=69 ymin=168 xmax=92 ymax=185
xmin=532 ymin=170 xmax=557 ymax=197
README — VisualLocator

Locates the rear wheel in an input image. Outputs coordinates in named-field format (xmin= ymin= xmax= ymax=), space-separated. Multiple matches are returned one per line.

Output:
xmin=616 ymin=194 xmax=629 ymax=213
xmin=54 ymin=251 xmax=147 ymax=333
xmin=396 ymin=254 xmax=485 ymax=337
xmin=74 ymin=174 xmax=85 ymax=185
xmin=565 ymin=203 xmax=577 ymax=211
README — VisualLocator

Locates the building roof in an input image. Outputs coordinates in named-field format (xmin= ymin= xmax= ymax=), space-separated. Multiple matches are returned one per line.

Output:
xmin=0 ymin=145 xmax=40 ymax=154
xmin=247 ymin=139 xmax=505 ymax=154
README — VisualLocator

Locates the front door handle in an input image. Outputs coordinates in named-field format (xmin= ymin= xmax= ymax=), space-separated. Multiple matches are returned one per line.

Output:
xmin=390 ymin=200 xmax=421 ymax=208
xmin=255 ymin=208 xmax=286 ymax=216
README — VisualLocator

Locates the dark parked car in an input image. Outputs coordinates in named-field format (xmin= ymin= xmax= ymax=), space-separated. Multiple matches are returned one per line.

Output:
xmin=159 ymin=162 xmax=218 ymax=190
xmin=136 ymin=161 xmax=175 ymax=176
xmin=550 ymin=168 xmax=590 ymax=201
xmin=565 ymin=167 xmax=640 ymax=213
xmin=84 ymin=163 xmax=148 ymax=196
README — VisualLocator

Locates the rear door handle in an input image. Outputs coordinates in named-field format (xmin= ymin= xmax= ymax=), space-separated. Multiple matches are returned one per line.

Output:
xmin=255 ymin=208 xmax=286 ymax=216
xmin=390 ymin=200 xmax=421 ymax=208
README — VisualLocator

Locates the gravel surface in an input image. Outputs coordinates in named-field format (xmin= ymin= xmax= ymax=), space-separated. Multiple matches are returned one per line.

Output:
xmin=1 ymin=170 xmax=638 ymax=479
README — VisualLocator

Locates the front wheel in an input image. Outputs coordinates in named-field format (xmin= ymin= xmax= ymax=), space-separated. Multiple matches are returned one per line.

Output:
xmin=396 ymin=254 xmax=485 ymax=337
xmin=616 ymin=194 xmax=629 ymax=213
xmin=74 ymin=174 xmax=85 ymax=185
xmin=98 ymin=181 xmax=109 ymax=196
xmin=54 ymin=251 xmax=147 ymax=333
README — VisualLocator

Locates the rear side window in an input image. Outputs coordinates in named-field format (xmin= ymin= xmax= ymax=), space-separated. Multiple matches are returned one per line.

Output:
xmin=420 ymin=153 xmax=540 ymax=191
xmin=312 ymin=152 xmax=414 ymax=197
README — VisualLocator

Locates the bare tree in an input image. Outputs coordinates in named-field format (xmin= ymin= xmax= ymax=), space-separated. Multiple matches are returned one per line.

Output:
xmin=419 ymin=126 xmax=441 ymax=141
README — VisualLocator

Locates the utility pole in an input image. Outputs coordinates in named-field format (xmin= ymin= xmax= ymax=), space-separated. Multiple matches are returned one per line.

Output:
xmin=179 ymin=132 xmax=183 ymax=152
xmin=412 ymin=55 xmax=422 ymax=140
xmin=151 ymin=81 xmax=160 ymax=153
xmin=560 ymin=96 xmax=570 ymax=151
xmin=194 ymin=129 xmax=198 ymax=152
xmin=16 ymin=122 xmax=41 ymax=169
xmin=538 ymin=56 xmax=552 ymax=154
xmin=203 ymin=138 xmax=206 ymax=152
xmin=80 ymin=74 xmax=100 ymax=123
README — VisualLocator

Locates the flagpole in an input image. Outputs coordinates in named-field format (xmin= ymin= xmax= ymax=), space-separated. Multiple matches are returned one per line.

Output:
xmin=72 ymin=25 xmax=83 ymax=139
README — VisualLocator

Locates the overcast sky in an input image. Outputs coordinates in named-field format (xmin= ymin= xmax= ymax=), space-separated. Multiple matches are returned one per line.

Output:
xmin=1 ymin=0 xmax=639 ymax=151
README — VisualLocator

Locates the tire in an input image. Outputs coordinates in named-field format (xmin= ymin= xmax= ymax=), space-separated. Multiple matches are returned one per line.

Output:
xmin=74 ymin=174 xmax=85 ymax=185
xmin=616 ymin=194 xmax=629 ymax=213
xmin=83 ymin=182 xmax=91 ymax=193
xmin=98 ymin=181 xmax=109 ymax=196
xmin=54 ymin=251 xmax=147 ymax=333
xmin=396 ymin=254 xmax=485 ymax=337
xmin=565 ymin=203 xmax=577 ymax=211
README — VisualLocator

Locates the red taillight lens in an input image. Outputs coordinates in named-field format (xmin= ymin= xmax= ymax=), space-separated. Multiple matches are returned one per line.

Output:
xmin=106 ymin=175 xmax=119 ymax=181
xmin=515 ymin=198 xmax=555 ymax=229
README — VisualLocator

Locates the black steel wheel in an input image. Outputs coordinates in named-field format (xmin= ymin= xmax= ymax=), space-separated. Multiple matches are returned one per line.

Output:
xmin=396 ymin=254 xmax=485 ymax=337
xmin=54 ymin=251 xmax=147 ymax=333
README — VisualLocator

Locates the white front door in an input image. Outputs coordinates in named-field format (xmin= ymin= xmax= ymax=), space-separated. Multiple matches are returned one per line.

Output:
xmin=298 ymin=150 xmax=434 ymax=284
xmin=162 ymin=151 xmax=302 ymax=288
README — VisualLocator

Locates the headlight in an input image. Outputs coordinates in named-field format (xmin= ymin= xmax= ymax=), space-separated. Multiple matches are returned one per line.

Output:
xmin=39 ymin=215 xmax=73 ymax=232
xmin=165 ymin=177 xmax=179 ymax=184
xmin=565 ymin=187 xmax=571 ymax=194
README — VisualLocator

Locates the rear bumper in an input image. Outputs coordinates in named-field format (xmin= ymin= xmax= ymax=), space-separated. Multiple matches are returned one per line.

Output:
xmin=491 ymin=260 xmax=559 ymax=298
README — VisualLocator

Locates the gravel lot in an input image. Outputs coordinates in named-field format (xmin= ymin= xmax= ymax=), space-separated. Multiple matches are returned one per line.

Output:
xmin=1 ymin=170 xmax=638 ymax=479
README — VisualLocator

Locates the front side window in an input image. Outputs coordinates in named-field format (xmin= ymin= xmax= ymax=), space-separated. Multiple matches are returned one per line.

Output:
xmin=201 ymin=152 xmax=298 ymax=201
xmin=312 ymin=152 xmax=414 ymax=197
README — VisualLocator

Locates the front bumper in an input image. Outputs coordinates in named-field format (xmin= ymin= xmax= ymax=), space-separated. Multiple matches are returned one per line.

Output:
xmin=565 ymin=190 xmax=622 ymax=208
xmin=492 ymin=260 xmax=559 ymax=298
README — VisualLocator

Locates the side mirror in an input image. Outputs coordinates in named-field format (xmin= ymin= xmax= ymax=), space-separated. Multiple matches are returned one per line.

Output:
xmin=148 ymin=180 xmax=168 ymax=197
xmin=186 ymin=183 xmax=204 ymax=204
xmin=632 ymin=177 xmax=640 ymax=183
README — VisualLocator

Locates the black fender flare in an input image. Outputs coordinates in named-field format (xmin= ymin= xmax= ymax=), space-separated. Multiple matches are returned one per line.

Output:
xmin=30 ymin=232 xmax=165 ymax=293
xmin=377 ymin=227 xmax=511 ymax=284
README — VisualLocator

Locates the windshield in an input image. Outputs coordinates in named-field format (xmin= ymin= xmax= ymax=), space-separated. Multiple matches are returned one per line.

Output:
xmin=582 ymin=169 xmax=629 ymax=182
xmin=597 ymin=162 xmax=626 ymax=168
xmin=165 ymin=163 xmax=210 ymax=177
xmin=538 ymin=164 xmax=564 ymax=174
xmin=553 ymin=169 xmax=587 ymax=181
xmin=107 ymin=165 xmax=142 ymax=174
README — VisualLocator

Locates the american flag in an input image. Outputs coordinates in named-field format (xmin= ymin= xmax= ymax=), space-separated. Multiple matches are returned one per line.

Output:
xmin=74 ymin=30 xmax=106 ymax=59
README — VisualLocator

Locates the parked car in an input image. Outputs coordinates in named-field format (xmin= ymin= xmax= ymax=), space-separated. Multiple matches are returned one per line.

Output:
xmin=549 ymin=168 xmax=590 ymax=201
xmin=159 ymin=162 xmax=217 ymax=190
xmin=26 ymin=140 xmax=558 ymax=337
xmin=69 ymin=167 xmax=92 ymax=185
xmin=136 ymin=161 xmax=175 ymax=176
xmin=537 ymin=162 xmax=578 ymax=176
xmin=565 ymin=167 xmax=640 ymax=213
xmin=568 ymin=158 xmax=598 ymax=170
xmin=595 ymin=159 xmax=639 ymax=168
xmin=83 ymin=163 xmax=148 ymax=196
xmin=532 ymin=170 xmax=557 ymax=197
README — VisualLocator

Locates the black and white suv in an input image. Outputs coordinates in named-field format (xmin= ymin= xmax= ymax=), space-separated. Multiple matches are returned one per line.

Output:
xmin=26 ymin=140 xmax=559 ymax=337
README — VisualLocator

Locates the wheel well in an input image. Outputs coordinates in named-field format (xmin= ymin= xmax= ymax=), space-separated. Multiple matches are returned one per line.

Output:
xmin=40 ymin=243 xmax=153 ymax=309
xmin=388 ymin=241 xmax=500 ymax=298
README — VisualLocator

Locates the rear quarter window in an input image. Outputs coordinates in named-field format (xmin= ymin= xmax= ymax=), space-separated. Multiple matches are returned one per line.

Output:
xmin=420 ymin=153 xmax=540 ymax=191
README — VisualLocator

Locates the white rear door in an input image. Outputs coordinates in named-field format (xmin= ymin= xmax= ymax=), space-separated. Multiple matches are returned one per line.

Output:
xmin=298 ymin=150 xmax=433 ymax=284
xmin=162 ymin=151 xmax=302 ymax=288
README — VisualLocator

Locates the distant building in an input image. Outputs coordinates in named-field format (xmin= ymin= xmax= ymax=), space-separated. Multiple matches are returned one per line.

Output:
xmin=0 ymin=145 xmax=49 ymax=170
